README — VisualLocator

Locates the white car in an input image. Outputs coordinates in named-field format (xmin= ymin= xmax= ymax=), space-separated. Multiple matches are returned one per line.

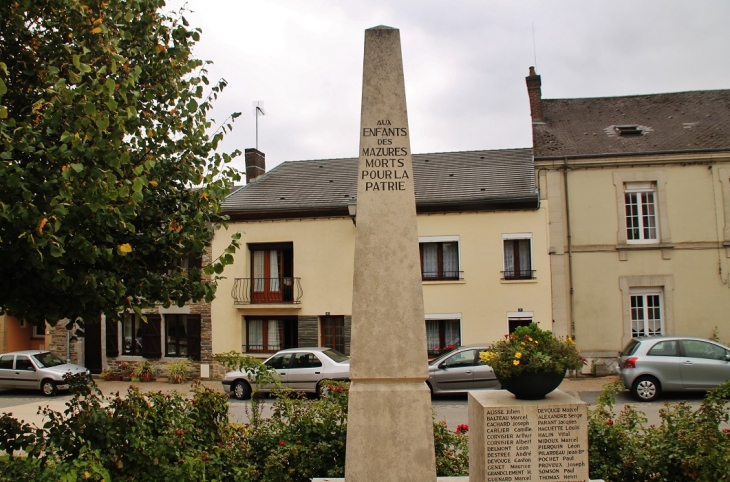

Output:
xmin=222 ymin=347 xmax=350 ymax=400
xmin=0 ymin=350 xmax=90 ymax=396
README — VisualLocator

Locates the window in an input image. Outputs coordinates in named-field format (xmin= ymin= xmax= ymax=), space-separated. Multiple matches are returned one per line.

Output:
xmin=165 ymin=314 xmax=201 ymax=360
xmin=321 ymin=316 xmax=345 ymax=354
xmin=647 ymin=340 xmax=678 ymax=357
xmin=508 ymin=316 xmax=533 ymax=333
xmin=681 ymin=340 xmax=728 ymax=360
xmin=246 ymin=317 xmax=297 ymax=353
xmin=291 ymin=352 xmax=322 ymax=369
xmin=630 ymin=289 xmax=663 ymax=337
xmin=426 ymin=318 xmax=461 ymax=357
xmin=625 ymin=182 xmax=658 ymax=243
xmin=419 ymin=237 xmax=460 ymax=280
xmin=249 ymin=243 xmax=294 ymax=302
xmin=265 ymin=352 xmax=293 ymax=369
xmin=32 ymin=323 xmax=45 ymax=339
xmin=15 ymin=356 xmax=34 ymax=371
xmin=441 ymin=349 xmax=479 ymax=368
xmin=122 ymin=314 xmax=161 ymax=357
xmin=502 ymin=234 xmax=533 ymax=280
xmin=0 ymin=355 xmax=14 ymax=369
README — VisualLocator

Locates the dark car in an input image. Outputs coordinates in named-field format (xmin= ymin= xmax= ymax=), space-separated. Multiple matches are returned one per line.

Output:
xmin=618 ymin=336 xmax=730 ymax=401
xmin=427 ymin=344 xmax=500 ymax=395
xmin=222 ymin=347 xmax=350 ymax=400
xmin=0 ymin=350 xmax=90 ymax=396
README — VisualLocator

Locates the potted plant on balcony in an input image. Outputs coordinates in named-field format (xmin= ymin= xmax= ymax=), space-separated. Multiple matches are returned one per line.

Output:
xmin=479 ymin=322 xmax=585 ymax=400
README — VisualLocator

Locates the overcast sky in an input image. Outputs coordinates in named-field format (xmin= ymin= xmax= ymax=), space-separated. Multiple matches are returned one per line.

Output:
xmin=166 ymin=0 xmax=730 ymax=175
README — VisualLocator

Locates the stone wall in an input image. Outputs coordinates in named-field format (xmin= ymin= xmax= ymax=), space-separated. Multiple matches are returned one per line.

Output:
xmin=298 ymin=315 xmax=319 ymax=347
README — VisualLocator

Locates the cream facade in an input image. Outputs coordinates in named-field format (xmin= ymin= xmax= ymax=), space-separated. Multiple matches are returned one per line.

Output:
xmin=527 ymin=68 xmax=730 ymax=372
xmin=211 ymin=206 xmax=553 ymax=365
xmin=538 ymin=155 xmax=730 ymax=367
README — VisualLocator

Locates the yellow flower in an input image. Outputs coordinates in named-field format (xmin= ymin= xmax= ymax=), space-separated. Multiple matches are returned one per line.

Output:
xmin=521 ymin=342 xmax=525 ymax=346
xmin=84 ymin=472 xmax=90 ymax=479
xmin=515 ymin=352 xmax=522 ymax=359
xmin=534 ymin=340 xmax=539 ymax=344
xmin=118 ymin=243 xmax=132 ymax=255
xmin=149 ymin=180 xmax=158 ymax=187
xmin=38 ymin=217 xmax=48 ymax=235
xmin=567 ymin=337 xmax=575 ymax=344
xmin=513 ymin=359 xmax=520 ymax=366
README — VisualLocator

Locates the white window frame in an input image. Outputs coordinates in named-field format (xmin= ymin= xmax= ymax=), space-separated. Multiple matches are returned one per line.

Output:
xmin=624 ymin=182 xmax=659 ymax=244
xmin=425 ymin=313 xmax=462 ymax=357
xmin=502 ymin=233 xmax=533 ymax=280
xmin=418 ymin=235 xmax=461 ymax=280
xmin=619 ymin=275 xmax=674 ymax=347
xmin=506 ymin=311 xmax=534 ymax=333
xmin=629 ymin=287 xmax=664 ymax=337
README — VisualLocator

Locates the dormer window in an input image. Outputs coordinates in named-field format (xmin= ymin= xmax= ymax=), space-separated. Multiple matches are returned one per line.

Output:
xmin=615 ymin=125 xmax=643 ymax=137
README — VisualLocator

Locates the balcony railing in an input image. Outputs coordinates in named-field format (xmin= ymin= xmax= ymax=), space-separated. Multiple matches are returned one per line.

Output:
xmin=232 ymin=277 xmax=303 ymax=305
xmin=501 ymin=270 xmax=536 ymax=281
xmin=421 ymin=270 xmax=464 ymax=281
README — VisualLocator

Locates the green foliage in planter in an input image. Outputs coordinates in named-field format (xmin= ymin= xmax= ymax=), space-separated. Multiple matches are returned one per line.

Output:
xmin=131 ymin=360 xmax=155 ymax=378
xmin=588 ymin=379 xmax=730 ymax=482
xmin=166 ymin=358 xmax=191 ymax=383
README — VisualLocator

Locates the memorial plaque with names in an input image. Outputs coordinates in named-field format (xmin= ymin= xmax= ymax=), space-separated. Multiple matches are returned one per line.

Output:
xmin=469 ymin=390 xmax=590 ymax=482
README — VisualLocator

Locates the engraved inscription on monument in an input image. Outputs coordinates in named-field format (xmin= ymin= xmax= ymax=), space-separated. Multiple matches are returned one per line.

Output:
xmin=470 ymin=390 xmax=589 ymax=482
xmin=360 ymin=120 xmax=410 ymax=191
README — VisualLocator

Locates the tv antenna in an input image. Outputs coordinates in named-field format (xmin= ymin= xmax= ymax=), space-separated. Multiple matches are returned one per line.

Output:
xmin=253 ymin=101 xmax=265 ymax=150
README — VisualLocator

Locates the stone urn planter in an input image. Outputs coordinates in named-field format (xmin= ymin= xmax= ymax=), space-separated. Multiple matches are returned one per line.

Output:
xmin=495 ymin=370 xmax=566 ymax=400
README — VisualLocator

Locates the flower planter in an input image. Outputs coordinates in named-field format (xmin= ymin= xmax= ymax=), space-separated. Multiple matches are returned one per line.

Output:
xmin=141 ymin=373 xmax=152 ymax=382
xmin=495 ymin=370 xmax=565 ymax=400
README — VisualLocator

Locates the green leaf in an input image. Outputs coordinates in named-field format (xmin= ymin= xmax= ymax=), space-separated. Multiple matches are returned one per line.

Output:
xmin=60 ymin=131 xmax=74 ymax=143
xmin=105 ymin=78 xmax=116 ymax=91
xmin=95 ymin=116 xmax=109 ymax=130
xmin=186 ymin=99 xmax=198 ymax=111
xmin=78 ymin=62 xmax=91 ymax=73
xmin=132 ymin=178 xmax=144 ymax=192
xmin=0 ymin=106 xmax=7 ymax=119
xmin=105 ymin=98 xmax=118 ymax=110
xmin=50 ymin=244 xmax=65 ymax=257
xmin=70 ymin=163 xmax=83 ymax=172
xmin=0 ymin=78 xmax=6 ymax=96
xmin=72 ymin=55 xmax=81 ymax=70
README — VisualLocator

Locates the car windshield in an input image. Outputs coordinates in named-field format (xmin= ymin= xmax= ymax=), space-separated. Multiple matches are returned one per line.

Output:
xmin=31 ymin=352 xmax=65 ymax=368
xmin=321 ymin=349 xmax=349 ymax=363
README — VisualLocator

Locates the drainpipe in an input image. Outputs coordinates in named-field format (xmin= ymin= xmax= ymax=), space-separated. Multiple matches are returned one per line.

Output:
xmin=66 ymin=327 xmax=70 ymax=363
xmin=563 ymin=158 xmax=576 ymax=340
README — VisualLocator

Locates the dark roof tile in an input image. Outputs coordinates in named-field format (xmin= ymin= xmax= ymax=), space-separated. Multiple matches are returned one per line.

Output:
xmin=533 ymin=89 xmax=730 ymax=158
xmin=223 ymin=148 xmax=537 ymax=218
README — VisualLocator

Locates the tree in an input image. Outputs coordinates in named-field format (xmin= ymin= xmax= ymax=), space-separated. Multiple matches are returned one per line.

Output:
xmin=0 ymin=0 xmax=241 ymax=327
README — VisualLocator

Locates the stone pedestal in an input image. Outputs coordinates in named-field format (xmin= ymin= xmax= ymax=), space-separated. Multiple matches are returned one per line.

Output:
xmin=469 ymin=390 xmax=590 ymax=482
xmin=344 ymin=26 xmax=436 ymax=481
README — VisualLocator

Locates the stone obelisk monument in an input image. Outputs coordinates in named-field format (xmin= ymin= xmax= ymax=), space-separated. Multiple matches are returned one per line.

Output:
xmin=345 ymin=26 xmax=437 ymax=481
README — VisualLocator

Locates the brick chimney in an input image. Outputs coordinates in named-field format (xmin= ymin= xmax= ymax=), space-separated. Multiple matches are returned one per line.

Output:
xmin=525 ymin=66 xmax=543 ymax=122
xmin=245 ymin=148 xmax=265 ymax=184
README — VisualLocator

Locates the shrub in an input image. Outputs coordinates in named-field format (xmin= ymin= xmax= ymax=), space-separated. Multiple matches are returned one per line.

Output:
xmin=588 ymin=379 xmax=730 ymax=482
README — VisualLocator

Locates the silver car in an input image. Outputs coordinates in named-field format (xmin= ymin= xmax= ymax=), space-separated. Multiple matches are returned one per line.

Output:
xmin=222 ymin=347 xmax=350 ymax=400
xmin=618 ymin=336 xmax=730 ymax=401
xmin=427 ymin=344 xmax=500 ymax=395
xmin=0 ymin=350 xmax=90 ymax=396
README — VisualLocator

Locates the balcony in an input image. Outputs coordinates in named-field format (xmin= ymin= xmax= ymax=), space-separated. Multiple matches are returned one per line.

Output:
xmin=421 ymin=270 xmax=464 ymax=281
xmin=232 ymin=277 xmax=303 ymax=305
xmin=501 ymin=270 xmax=536 ymax=281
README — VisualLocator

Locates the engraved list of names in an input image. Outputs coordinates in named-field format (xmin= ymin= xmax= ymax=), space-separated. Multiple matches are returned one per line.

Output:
xmin=471 ymin=390 xmax=589 ymax=482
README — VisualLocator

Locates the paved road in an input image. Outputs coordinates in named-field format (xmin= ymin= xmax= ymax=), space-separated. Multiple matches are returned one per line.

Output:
xmin=1 ymin=376 xmax=719 ymax=431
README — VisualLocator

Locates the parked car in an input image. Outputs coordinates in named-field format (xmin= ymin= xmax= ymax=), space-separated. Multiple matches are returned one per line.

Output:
xmin=222 ymin=347 xmax=350 ymax=400
xmin=0 ymin=350 xmax=90 ymax=396
xmin=427 ymin=344 xmax=500 ymax=395
xmin=618 ymin=336 xmax=730 ymax=401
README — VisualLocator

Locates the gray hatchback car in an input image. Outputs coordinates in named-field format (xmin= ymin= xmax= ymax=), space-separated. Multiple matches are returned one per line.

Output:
xmin=0 ymin=350 xmax=89 ymax=396
xmin=427 ymin=344 xmax=500 ymax=395
xmin=618 ymin=336 xmax=730 ymax=401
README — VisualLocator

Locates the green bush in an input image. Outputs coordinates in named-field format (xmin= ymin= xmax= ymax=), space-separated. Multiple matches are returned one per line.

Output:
xmin=588 ymin=379 xmax=730 ymax=482
xmin=0 ymin=374 xmax=469 ymax=481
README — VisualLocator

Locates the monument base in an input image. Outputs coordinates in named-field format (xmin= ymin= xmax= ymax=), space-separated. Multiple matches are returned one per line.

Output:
xmin=345 ymin=380 xmax=436 ymax=482
xmin=469 ymin=389 xmax=591 ymax=482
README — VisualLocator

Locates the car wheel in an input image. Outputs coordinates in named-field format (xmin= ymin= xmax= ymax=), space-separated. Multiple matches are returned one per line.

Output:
xmin=232 ymin=381 xmax=251 ymax=400
xmin=632 ymin=376 xmax=660 ymax=402
xmin=41 ymin=379 xmax=57 ymax=397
